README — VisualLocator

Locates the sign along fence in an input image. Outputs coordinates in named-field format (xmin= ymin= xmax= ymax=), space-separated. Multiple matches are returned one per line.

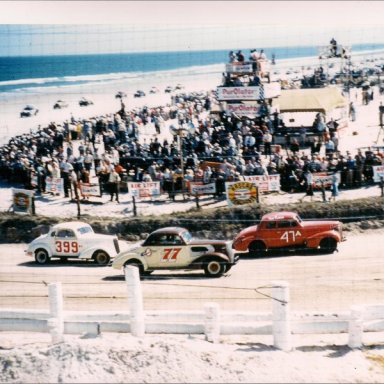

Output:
xmin=0 ymin=267 xmax=383 ymax=350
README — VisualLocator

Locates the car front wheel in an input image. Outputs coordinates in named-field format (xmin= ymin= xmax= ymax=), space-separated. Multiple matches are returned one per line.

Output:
xmin=249 ymin=241 xmax=266 ymax=257
xmin=203 ymin=258 xmax=226 ymax=278
xmin=93 ymin=250 xmax=110 ymax=266
xmin=123 ymin=260 xmax=144 ymax=277
xmin=35 ymin=249 xmax=50 ymax=264
xmin=319 ymin=238 xmax=337 ymax=254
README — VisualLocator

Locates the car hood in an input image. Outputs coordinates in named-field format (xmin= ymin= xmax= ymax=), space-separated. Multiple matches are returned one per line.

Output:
xmin=302 ymin=220 xmax=341 ymax=230
xmin=235 ymin=225 xmax=258 ymax=238
xmin=188 ymin=239 xmax=231 ymax=246
xmin=29 ymin=233 xmax=48 ymax=244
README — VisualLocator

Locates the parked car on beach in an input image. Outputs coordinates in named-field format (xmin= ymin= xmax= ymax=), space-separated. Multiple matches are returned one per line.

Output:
xmin=232 ymin=211 xmax=345 ymax=257
xmin=79 ymin=97 xmax=94 ymax=106
xmin=20 ymin=105 xmax=39 ymax=118
xmin=149 ymin=86 xmax=160 ymax=94
xmin=164 ymin=86 xmax=174 ymax=93
xmin=25 ymin=221 xmax=121 ymax=265
xmin=111 ymin=226 xmax=238 ymax=277
xmin=115 ymin=91 xmax=127 ymax=99
xmin=134 ymin=90 xmax=146 ymax=98
xmin=53 ymin=100 xmax=69 ymax=109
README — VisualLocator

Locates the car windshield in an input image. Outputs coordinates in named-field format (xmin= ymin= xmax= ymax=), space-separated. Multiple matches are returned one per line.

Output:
xmin=180 ymin=230 xmax=193 ymax=243
xmin=77 ymin=226 xmax=94 ymax=235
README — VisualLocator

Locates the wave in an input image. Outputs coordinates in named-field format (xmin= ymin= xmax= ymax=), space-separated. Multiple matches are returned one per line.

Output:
xmin=2 ymin=47 xmax=384 ymax=95
xmin=0 ymin=63 xmax=225 ymax=94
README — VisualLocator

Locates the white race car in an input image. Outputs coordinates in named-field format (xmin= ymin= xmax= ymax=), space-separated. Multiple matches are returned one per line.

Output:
xmin=25 ymin=221 xmax=121 ymax=265
xmin=111 ymin=226 xmax=238 ymax=277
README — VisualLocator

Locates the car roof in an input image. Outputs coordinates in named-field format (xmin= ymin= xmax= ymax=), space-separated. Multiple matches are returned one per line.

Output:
xmin=150 ymin=227 xmax=188 ymax=235
xmin=51 ymin=221 xmax=91 ymax=230
xmin=262 ymin=212 xmax=299 ymax=221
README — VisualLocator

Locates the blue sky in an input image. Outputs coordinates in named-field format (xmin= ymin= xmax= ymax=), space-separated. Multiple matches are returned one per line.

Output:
xmin=1 ymin=1 xmax=384 ymax=55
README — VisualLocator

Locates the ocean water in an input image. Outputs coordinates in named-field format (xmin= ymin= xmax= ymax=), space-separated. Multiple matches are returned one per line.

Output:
xmin=1 ymin=44 xmax=384 ymax=95
xmin=1 ymin=42 xmax=384 ymax=146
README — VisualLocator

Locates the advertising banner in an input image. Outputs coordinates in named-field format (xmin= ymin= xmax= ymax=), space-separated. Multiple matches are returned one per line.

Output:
xmin=226 ymin=103 xmax=260 ymax=117
xmin=216 ymin=83 xmax=281 ymax=100
xmin=127 ymin=182 xmax=161 ymax=199
xmin=189 ymin=182 xmax=216 ymax=195
xmin=226 ymin=181 xmax=258 ymax=206
xmin=12 ymin=188 xmax=34 ymax=215
xmin=244 ymin=175 xmax=281 ymax=192
xmin=79 ymin=182 xmax=101 ymax=197
xmin=225 ymin=63 xmax=253 ymax=73
xmin=312 ymin=172 xmax=333 ymax=189
xmin=373 ymin=165 xmax=384 ymax=183
xmin=45 ymin=177 xmax=64 ymax=194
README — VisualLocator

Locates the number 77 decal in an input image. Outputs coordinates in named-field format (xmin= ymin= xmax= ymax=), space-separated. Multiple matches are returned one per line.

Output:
xmin=161 ymin=248 xmax=181 ymax=262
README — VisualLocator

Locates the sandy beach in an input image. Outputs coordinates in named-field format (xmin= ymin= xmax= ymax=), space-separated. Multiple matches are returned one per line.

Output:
xmin=2 ymin=48 xmax=384 ymax=146
xmin=1 ymin=47 xmax=384 ymax=383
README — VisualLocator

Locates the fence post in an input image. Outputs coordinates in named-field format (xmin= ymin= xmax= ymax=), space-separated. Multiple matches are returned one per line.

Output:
xmin=348 ymin=305 xmax=364 ymax=349
xmin=125 ymin=266 xmax=145 ymax=337
xmin=272 ymin=280 xmax=292 ymax=351
xmin=48 ymin=282 xmax=64 ymax=344
xmin=204 ymin=302 xmax=220 ymax=343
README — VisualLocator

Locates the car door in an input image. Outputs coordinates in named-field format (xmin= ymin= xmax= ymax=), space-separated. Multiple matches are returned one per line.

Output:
xmin=276 ymin=220 xmax=303 ymax=247
xmin=141 ymin=233 xmax=188 ymax=268
xmin=261 ymin=220 xmax=287 ymax=248
xmin=54 ymin=229 xmax=80 ymax=257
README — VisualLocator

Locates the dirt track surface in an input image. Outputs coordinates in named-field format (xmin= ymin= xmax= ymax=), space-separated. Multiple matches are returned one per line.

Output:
xmin=1 ymin=230 xmax=383 ymax=314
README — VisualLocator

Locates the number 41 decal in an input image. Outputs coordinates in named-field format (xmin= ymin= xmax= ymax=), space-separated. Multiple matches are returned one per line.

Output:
xmin=280 ymin=231 xmax=301 ymax=242
xmin=161 ymin=248 xmax=181 ymax=262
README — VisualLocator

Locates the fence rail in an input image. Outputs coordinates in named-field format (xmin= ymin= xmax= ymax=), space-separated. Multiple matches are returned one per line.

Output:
xmin=0 ymin=267 xmax=383 ymax=351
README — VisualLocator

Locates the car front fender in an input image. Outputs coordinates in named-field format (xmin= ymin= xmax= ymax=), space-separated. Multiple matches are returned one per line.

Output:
xmin=26 ymin=242 xmax=54 ymax=258
xmin=111 ymin=252 xmax=149 ymax=270
xmin=190 ymin=252 xmax=231 ymax=267
xmin=306 ymin=230 xmax=341 ymax=248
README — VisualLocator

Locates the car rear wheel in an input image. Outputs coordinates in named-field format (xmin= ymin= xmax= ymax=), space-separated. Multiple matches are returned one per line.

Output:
xmin=249 ymin=241 xmax=266 ymax=257
xmin=203 ymin=258 xmax=226 ymax=278
xmin=319 ymin=238 xmax=337 ymax=254
xmin=93 ymin=251 xmax=110 ymax=266
xmin=35 ymin=249 xmax=50 ymax=265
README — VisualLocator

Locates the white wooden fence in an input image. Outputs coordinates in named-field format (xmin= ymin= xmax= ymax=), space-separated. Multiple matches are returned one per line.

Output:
xmin=0 ymin=267 xmax=383 ymax=351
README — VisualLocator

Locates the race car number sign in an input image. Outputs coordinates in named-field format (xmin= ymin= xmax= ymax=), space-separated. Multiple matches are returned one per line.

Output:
xmin=161 ymin=248 xmax=181 ymax=262
xmin=226 ymin=181 xmax=258 ymax=206
xmin=280 ymin=230 xmax=302 ymax=242
xmin=55 ymin=241 xmax=79 ymax=254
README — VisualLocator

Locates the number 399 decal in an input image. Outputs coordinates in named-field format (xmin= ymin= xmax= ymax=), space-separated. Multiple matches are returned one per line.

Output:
xmin=280 ymin=231 xmax=301 ymax=243
xmin=55 ymin=241 xmax=79 ymax=254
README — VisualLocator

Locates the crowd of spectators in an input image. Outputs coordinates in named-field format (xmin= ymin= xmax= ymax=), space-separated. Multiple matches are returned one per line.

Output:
xmin=0 ymin=86 xmax=383 ymax=201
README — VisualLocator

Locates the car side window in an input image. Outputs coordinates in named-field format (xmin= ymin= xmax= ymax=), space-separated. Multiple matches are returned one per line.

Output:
xmin=56 ymin=229 xmax=75 ymax=238
xmin=144 ymin=234 xmax=160 ymax=246
xmin=265 ymin=221 xmax=276 ymax=229
xmin=169 ymin=235 xmax=183 ymax=245
xmin=277 ymin=221 xmax=291 ymax=228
